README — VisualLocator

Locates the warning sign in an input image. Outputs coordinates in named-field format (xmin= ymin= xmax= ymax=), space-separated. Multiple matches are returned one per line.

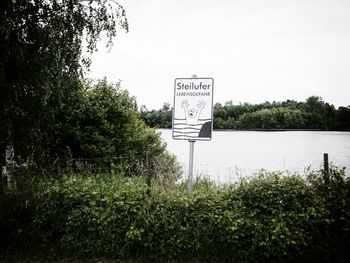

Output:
xmin=172 ymin=77 xmax=214 ymax=141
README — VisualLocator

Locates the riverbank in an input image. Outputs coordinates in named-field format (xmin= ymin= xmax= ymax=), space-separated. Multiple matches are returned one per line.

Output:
xmin=1 ymin=167 xmax=349 ymax=262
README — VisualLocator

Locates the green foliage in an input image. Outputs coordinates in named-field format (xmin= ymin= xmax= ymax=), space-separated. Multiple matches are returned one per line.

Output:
xmin=61 ymin=79 xmax=180 ymax=180
xmin=69 ymin=80 xmax=161 ymax=159
xmin=2 ymin=168 xmax=349 ymax=262
xmin=217 ymin=172 xmax=324 ymax=262
xmin=0 ymin=75 xmax=180 ymax=179
xmin=306 ymin=166 xmax=350 ymax=262
xmin=0 ymin=0 xmax=128 ymax=166
xmin=235 ymin=108 xmax=307 ymax=129
xmin=141 ymin=96 xmax=350 ymax=131
xmin=140 ymin=103 xmax=173 ymax=128
xmin=335 ymin=106 xmax=350 ymax=130
xmin=31 ymin=175 xmax=152 ymax=256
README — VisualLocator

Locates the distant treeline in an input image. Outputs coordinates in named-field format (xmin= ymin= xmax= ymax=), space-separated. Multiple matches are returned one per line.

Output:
xmin=140 ymin=96 xmax=350 ymax=130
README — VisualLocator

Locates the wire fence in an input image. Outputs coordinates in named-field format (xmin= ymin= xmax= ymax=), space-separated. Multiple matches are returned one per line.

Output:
xmin=1 ymin=150 xmax=184 ymax=189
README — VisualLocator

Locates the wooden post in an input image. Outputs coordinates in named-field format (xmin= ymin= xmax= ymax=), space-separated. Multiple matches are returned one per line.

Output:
xmin=5 ymin=145 xmax=15 ymax=188
xmin=323 ymin=153 xmax=329 ymax=186
xmin=323 ymin=152 xmax=330 ymax=263
xmin=1 ymin=166 xmax=6 ymax=185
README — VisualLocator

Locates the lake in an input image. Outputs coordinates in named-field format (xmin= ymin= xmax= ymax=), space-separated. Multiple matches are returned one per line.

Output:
xmin=159 ymin=129 xmax=350 ymax=183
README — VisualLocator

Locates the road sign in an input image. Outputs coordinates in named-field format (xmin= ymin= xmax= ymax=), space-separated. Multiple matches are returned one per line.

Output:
xmin=172 ymin=77 xmax=214 ymax=141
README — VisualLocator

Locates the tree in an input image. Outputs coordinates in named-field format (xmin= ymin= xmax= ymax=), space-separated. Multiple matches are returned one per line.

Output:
xmin=140 ymin=103 xmax=172 ymax=129
xmin=304 ymin=96 xmax=327 ymax=129
xmin=335 ymin=106 xmax=350 ymax=130
xmin=62 ymin=79 xmax=180 ymax=179
xmin=140 ymin=97 xmax=349 ymax=131
xmin=73 ymin=80 xmax=166 ymax=156
xmin=0 ymin=0 xmax=128 ymax=166
xmin=214 ymin=103 xmax=226 ymax=119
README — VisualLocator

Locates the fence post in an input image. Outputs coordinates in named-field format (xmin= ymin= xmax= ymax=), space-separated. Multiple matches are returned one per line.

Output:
xmin=1 ymin=166 xmax=7 ymax=185
xmin=323 ymin=152 xmax=330 ymax=262
xmin=323 ymin=153 xmax=329 ymax=186
xmin=5 ymin=145 xmax=15 ymax=188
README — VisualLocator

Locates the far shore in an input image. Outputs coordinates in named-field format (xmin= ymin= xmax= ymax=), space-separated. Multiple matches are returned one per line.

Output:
xmin=158 ymin=128 xmax=350 ymax=132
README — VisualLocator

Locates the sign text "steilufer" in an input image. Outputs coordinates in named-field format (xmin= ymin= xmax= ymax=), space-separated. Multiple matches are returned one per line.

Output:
xmin=176 ymin=81 xmax=211 ymax=90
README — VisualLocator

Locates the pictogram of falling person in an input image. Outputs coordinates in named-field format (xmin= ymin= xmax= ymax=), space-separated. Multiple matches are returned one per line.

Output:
xmin=181 ymin=100 xmax=206 ymax=125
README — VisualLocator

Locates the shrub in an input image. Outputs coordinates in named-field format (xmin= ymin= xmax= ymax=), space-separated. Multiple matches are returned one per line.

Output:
xmin=1 ymin=168 xmax=349 ymax=262
xmin=306 ymin=166 xmax=350 ymax=262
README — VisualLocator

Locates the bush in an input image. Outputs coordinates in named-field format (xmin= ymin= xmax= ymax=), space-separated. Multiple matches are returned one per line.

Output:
xmin=217 ymin=172 xmax=325 ymax=262
xmin=1 ymin=168 xmax=349 ymax=262
xmin=306 ymin=166 xmax=350 ymax=262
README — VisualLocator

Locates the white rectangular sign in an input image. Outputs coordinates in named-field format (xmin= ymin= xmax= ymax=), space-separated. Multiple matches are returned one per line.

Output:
xmin=172 ymin=77 xmax=214 ymax=141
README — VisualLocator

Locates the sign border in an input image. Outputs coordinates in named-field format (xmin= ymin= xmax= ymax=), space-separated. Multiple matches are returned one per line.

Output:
xmin=172 ymin=77 xmax=214 ymax=141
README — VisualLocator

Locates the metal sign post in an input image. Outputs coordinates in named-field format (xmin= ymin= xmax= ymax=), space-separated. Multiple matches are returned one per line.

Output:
xmin=188 ymin=140 xmax=195 ymax=193
xmin=172 ymin=75 xmax=214 ymax=194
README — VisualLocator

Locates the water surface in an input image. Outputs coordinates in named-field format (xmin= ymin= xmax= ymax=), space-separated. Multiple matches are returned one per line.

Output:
xmin=159 ymin=129 xmax=350 ymax=183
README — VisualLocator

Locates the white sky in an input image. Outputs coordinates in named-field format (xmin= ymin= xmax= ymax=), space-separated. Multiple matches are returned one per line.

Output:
xmin=88 ymin=0 xmax=350 ymax=110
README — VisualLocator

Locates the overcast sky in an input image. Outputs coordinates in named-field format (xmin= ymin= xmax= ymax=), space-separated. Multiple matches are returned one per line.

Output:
xmin=88 ymin=0 xmax=350 ymax=110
